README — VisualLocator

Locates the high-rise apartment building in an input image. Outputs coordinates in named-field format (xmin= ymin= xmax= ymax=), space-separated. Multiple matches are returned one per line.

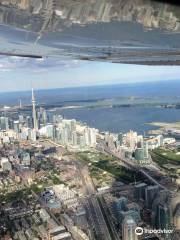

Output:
xmin=122 ymin=216 xmax=138 ymax=240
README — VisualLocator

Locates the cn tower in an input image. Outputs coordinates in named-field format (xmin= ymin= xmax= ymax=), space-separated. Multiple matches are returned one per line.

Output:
xmin=31 ymin=88 xmax=38 ymax=130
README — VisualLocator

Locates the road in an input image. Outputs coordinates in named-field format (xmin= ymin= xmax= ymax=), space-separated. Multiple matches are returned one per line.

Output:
xmin=77 ymin=162 xmax=112 ymax=240
xmin=103 ymin=147 xmax=168 ymax=191
xmin=42 ymin=138 xmax=175 ymax=238
xmin=98 ymin=196 xmax=121 ymax=240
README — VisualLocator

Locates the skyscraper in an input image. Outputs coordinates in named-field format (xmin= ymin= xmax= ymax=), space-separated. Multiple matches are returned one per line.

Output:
xmin=19 ymin=99 xmax=22 ymax=109
xmin=0 ymin=116 xmax=9 ymax=130
xmin=145 ymin=185 xmax=159 ymax=209
xmin=151 ymin=190 xmax=173 ymax=239
xmin=122 ymin=216 xmax=138 ymax=240
xmin=134 ymin=183 xmax=147 ymax=201
xmin=31 ymin=88 xmax=38 ymax=130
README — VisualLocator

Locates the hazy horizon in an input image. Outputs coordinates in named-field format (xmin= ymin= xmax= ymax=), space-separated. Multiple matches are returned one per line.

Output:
xmin=1 ymin=56 xmax=180 ymax=92
xmin=1 ymin=79 xmax=180 ymax=107
xmin=0 ymin=78 xmax=180 ymax=94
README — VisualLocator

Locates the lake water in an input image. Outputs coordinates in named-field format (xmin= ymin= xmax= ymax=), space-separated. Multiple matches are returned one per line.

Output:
xmin=1 ymin=80 xmax=180 ymax=134
xmin=58 ymin=106 xmax=180 ymax=134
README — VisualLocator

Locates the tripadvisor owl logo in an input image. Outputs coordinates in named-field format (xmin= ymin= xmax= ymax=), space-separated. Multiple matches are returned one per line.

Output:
xmin=135 ymin=227 xmax=143 ymax=236
xmin=135 ymin=227 xmax=174 ymax=235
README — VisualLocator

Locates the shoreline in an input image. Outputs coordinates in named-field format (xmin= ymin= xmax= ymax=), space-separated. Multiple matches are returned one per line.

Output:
xmin=147 ymin=121 xmax=180 ymax=135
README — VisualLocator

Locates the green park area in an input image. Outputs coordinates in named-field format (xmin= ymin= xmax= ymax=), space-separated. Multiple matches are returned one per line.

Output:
xmin=30 ymin=171 xmax=63 ymax=193
xmin=151 ymin=148 xmax=180 ymax=166
xmin=76 ymin=151 xmax=143 ymax=184
xmin=0 ymin=188 xmax=32 ymax=203
xmin=0 ymin=171 xmax=63 ymax=203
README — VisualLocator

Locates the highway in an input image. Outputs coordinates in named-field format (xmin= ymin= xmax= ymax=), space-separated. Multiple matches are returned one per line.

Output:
xmin=77 ymin=162 xmax=112 ymax=240
xmin=103 ymin=147 xmax=169 ymax=191
xmin=36 ymin=137 xmax=167 ymax=191
xmin=98 ymin=196 xmax=121 ymax=240
xmin=43 ymin=138 xmax=174 ymax=239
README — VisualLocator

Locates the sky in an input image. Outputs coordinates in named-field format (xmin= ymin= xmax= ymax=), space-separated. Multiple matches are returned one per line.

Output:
xmin=0 ymin=56 xmax=180 ymax=92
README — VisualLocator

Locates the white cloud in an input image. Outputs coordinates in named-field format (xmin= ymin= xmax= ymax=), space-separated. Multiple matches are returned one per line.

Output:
xmin=0 ymin=56 xmax=84 ymax=73
xmin=0 ymin=68 xmax=12 ymax=72
xmin=0 ymin=55 xmax=180 ymax=92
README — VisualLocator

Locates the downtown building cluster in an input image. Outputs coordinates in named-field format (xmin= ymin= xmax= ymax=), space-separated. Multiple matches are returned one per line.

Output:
xmin=39 ymin=118 xmax=97 ymax=150
xmin=0 ymin=90 xmax=180 ymax=240
xmin=102 ymin=129 xmax=177 ymax=167
xmin=0 ymin=89 xmax=97 ymax=151
xmin=104 ymin=130 xmax=151 ymax=165
xmin=135 ymin=182 xmax=180 ymax=237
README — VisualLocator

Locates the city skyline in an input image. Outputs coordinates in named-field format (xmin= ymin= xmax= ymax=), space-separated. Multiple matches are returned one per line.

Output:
xmin=0 ymin=1 xmax=180 ymax=240
xmin=0 ymin=86 xmax=179 ymax=240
